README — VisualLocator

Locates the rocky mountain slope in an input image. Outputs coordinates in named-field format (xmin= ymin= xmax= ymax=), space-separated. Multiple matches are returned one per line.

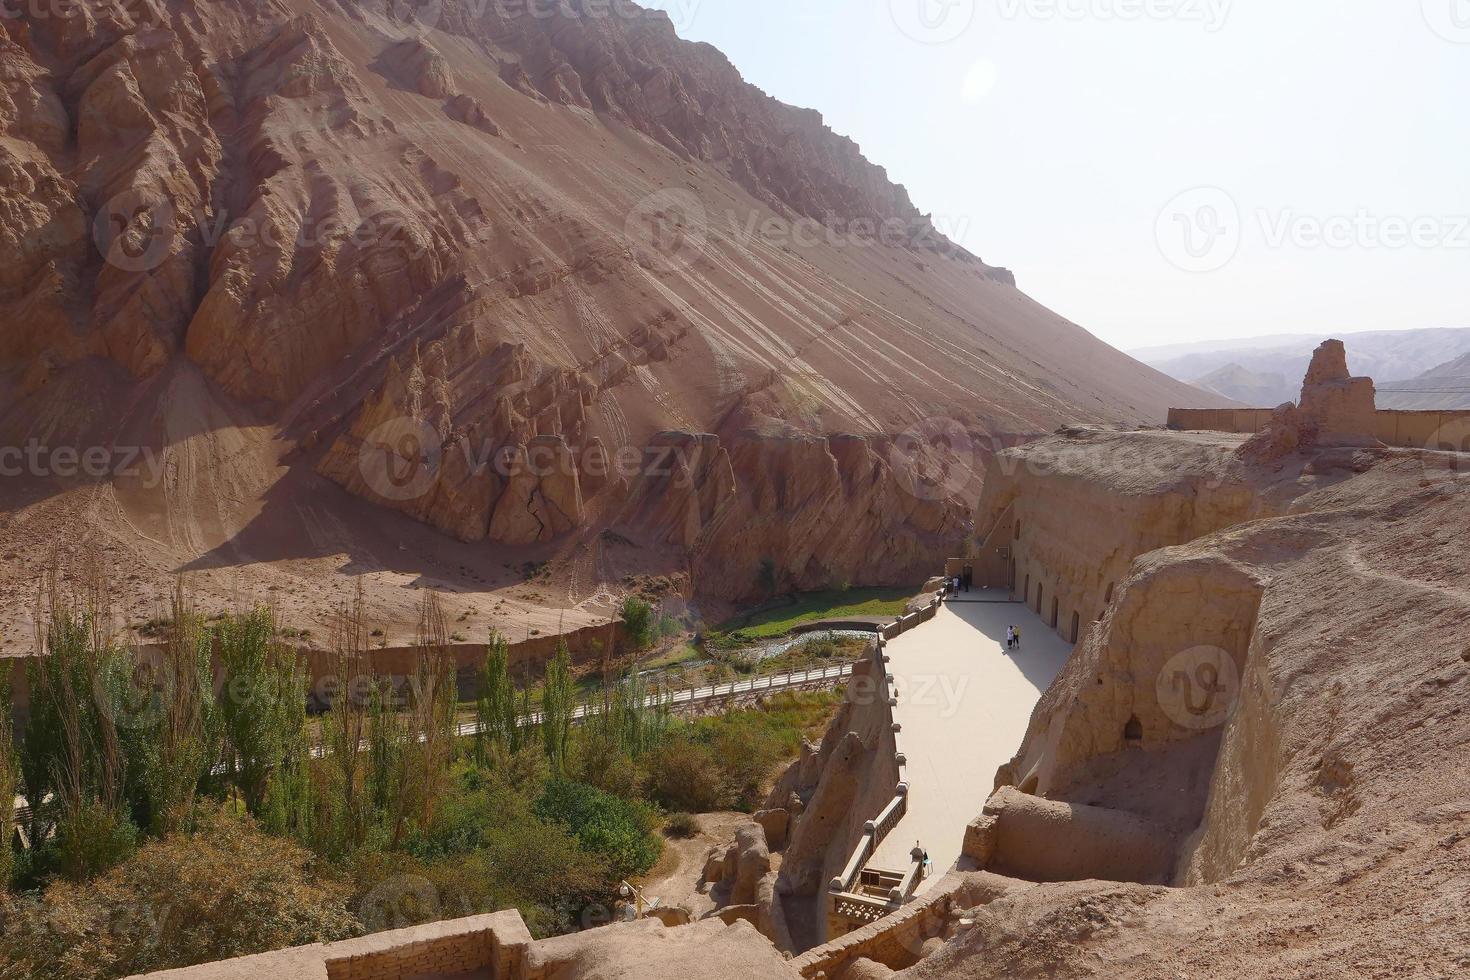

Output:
xmin=1189 ymin=361 xmax=1290 ymax=407
xmin=0 ymin=0 xmax=1218 ymax=647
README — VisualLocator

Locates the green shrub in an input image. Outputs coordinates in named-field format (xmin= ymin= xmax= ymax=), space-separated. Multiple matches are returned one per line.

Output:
xmin=706 ymin=718 xmax=785 ymax=811
xmin=533 ymin=779 xmax=662 ymax=879
xmin=620 ymin=597 xmax=654 ymax=650
xmin=380 ymin=767 xmax=614 ymax=937
xmin=643 ymin=735 xmax=726 ymax=813
xmin=643 ymin=694 xmax=838 ymax=814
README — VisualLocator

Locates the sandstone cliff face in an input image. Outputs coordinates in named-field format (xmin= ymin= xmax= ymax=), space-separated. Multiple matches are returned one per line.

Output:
xmin=0 ymin=0 xmax=1226 ymax=618
xmin=971 ymin=428 xmax=1283 ymax=646
xmin=913 ymin=440 xmax=1470 ymax=979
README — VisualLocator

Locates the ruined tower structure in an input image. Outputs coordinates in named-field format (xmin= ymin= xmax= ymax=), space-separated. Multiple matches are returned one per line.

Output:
xmin=1297 ymin=339 xmax=1380 ymax=446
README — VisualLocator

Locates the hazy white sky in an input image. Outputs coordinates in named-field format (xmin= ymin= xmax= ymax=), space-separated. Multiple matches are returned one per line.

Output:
xmin=644 ymin=0 xmax=1470 ymax=352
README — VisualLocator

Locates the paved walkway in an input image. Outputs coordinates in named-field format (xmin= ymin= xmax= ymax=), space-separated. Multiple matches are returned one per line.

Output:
xmin=868 ymin=590 xmax=1073 ymax=892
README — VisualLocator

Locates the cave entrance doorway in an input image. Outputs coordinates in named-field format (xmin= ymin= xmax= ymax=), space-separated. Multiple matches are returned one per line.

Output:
xmin=1035 ymin=582 xmax=1044 ymax=615
xmin=1071 ymin=611 xmax=1080 ymax=643
xmin=1050 ymin=596 xmax=1059 ymax=629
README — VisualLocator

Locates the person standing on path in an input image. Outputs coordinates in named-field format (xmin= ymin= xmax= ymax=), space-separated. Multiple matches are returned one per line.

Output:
xmin=1014 ymin=625 xmax=1022 ymax=650
xmin=1006 ymin=625 xmax=1015 ymax=650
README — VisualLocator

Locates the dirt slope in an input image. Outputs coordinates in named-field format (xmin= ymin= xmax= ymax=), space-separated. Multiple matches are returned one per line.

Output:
xmin=0 ymin=0 xmax=1220 ymax=650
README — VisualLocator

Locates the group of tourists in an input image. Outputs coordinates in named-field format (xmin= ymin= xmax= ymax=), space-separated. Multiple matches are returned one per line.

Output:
xmin=1006 ymin=625 xmax=1023 ymax=650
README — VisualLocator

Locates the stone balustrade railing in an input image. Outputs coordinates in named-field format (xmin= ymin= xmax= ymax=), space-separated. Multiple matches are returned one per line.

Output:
xmin=828 ymin=629 xmax=923 ymax=929
xmin=880 ymin=594 xmax=942 ymax=640
xmin=894 ymin=848 xmax=926 ymax=903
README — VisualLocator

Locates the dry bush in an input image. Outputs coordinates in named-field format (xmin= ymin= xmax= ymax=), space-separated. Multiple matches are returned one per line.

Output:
xmin=0 ymin=808 xmax=356 ymax=980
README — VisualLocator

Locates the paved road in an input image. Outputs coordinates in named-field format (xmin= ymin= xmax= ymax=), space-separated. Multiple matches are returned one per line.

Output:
xmin=868 ymin=591 xmax=1072 ymax=892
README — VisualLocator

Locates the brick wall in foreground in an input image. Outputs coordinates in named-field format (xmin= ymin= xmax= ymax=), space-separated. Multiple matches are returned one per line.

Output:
xmin=1167 ymin=407 xmax=1470 ymax=450
xmin=126 ymin=910 xmax=533 ymax=980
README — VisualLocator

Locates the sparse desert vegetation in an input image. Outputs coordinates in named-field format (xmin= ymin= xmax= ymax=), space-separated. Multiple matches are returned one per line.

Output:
xmin=0 ymin=574 xmax=839 ymax=980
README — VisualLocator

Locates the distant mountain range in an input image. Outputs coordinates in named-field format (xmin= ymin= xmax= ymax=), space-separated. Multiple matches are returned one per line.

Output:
xmin=1132 ymin=328 xmax=1470 ymax=408
xmin=1378 ymin=352 xmax=1470 ymax=410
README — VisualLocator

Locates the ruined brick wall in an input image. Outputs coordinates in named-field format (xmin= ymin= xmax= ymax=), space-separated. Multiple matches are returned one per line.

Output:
xmin=1168 ymin=407 xmax=1470 ymax=451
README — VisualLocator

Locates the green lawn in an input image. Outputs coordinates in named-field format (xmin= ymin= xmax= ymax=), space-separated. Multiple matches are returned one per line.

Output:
xmin=715 ymin=587 xmax=917 ymax=639
xmin=639 ymin=642 xmax=705 ymax=671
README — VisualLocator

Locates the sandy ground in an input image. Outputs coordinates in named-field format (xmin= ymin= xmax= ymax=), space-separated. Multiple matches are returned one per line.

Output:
xmin=638 ymin=812 xmax=753 ymax=918
xmin=869 ymin=592 xmax=1072 ymax=888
